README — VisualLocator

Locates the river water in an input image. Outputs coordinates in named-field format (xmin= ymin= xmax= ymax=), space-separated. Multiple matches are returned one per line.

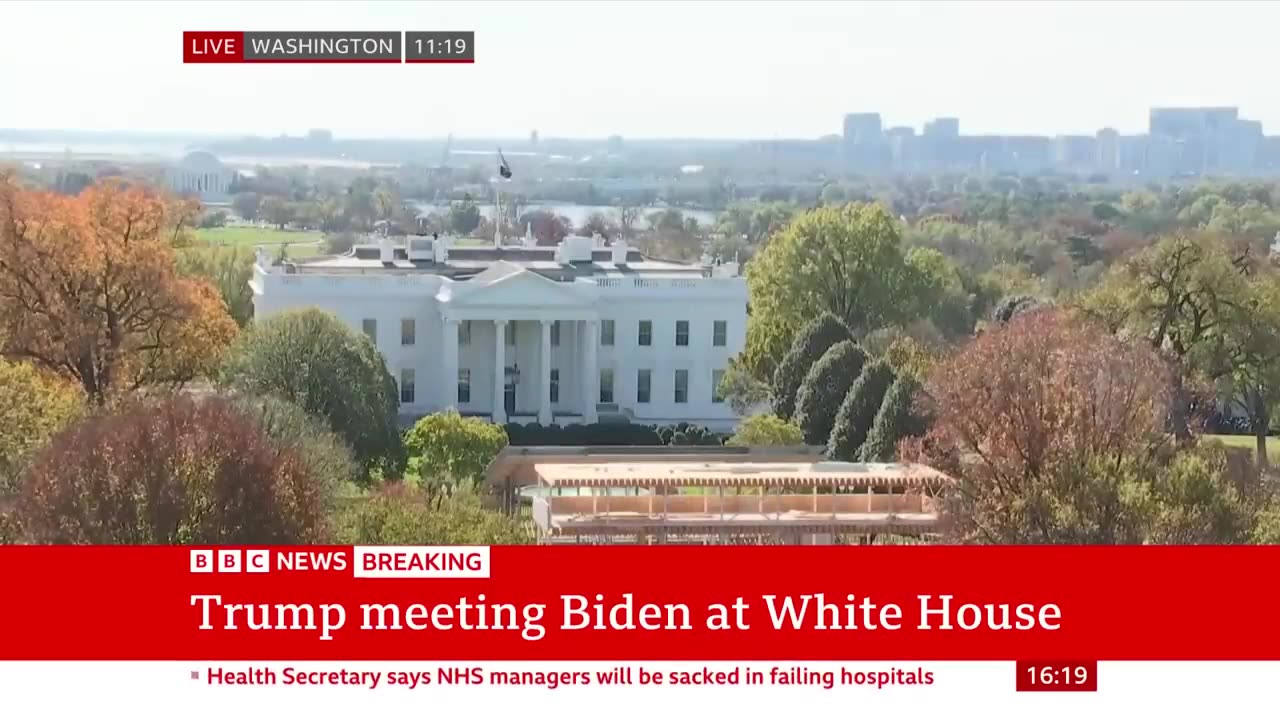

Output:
xmin=412 ymin=202 xmax=719 ymax=229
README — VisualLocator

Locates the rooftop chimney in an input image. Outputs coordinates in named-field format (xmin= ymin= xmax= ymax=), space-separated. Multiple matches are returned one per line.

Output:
xmin=713 ymin=252 xmax=741 ymax=278
xmin=379 ymin=235 xmax=395 ymax=264
xmin=713 ymin=260 xmax=740 ymax=278
xmin=556 ymin=235 xmax=594 ymax=263
xmin=611 ymin=239 xmax=629 ymax=265
xmin=524 ymin=222 xmax=537 ymax=248
xmin=434 ymin=235 xmax=450 ymax=263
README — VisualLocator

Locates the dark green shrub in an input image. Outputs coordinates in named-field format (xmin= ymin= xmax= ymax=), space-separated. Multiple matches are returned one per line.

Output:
xmin=794 ymin=341 xmax=867 ymax=446
xmin=858 ymin=375 xmax=926 ymax=462
xmin=770 ymin=313 xmax=852 ymax=420
xmin=827 ymin=359 xmax=897 ymax=461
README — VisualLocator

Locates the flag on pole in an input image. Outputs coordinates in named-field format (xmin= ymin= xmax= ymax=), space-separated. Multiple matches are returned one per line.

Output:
xmin=498 ymin=148 xmax=513 ymax=179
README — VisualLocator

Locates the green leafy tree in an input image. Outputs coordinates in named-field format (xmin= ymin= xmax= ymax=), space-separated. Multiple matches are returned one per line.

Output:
xmin=177 ymin=247 xmax=255 ymax=327
xmin=1079 ymin=232 xmax=1254 ymax=440
xmin=904 ymin=246 xmax=975 ymax=338
xmin=218 ymin=309 xmax=405 ymax=481
xmin=1145 ymin=448 xmax=1256 ymax=544
xmin=744 ymin=203 xmax=926 ymax=379
xmin=230 ymin=393 xmax=359 ymax=495
xmin=334 ymin=484 xmax=530 ymax=545
xmin=404 ymin=411 xmax=509 ymax=488
xmin=718 ymin=361 xmax=770 ymax=416
xmin=1214 ymin=273 xmax=1280 ymax=469
xmin=770 ymin=313 xmax=851 ymax=421
xmin=0 ymin=359 xmax=84 ymax=495
xmin=260 ymin=195 xmax=294 ymax=229
xmin=827 ymin=358 xmax=897 ymax=461
xmin=725 ymin=414 xmax=804 ymax=447
xmin=449 ymin=195 xmax=482 ymax=235
xmin=793 ymin=341 xmax=867 ymax=446
xmin=957 ymin=448 xmax=1259 ymax=545
xmin=14 ymin=395 xmax=332 ymax=544
xmin=858 ymin=374 xmax=926 ymax=462
xmin=232 ymin=192 xmax=261 ymax=222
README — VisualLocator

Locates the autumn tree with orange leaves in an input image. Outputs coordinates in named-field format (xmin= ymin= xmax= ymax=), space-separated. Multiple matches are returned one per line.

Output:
xmin=0 ymin=174 xmax=237 ymax=403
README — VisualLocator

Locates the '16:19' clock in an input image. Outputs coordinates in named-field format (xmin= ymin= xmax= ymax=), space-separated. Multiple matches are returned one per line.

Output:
xmin=1015 ymin=660 xmax=1098 ymax=692
xmin=405 ymin=31 xmax=475 ymax=63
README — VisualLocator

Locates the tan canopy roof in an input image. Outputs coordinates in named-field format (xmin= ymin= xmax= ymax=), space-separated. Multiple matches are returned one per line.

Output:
xmin=485 ymin=445 xmax=827 ymax=489
xmin=533 ymin=461 xmax=952 ymax=489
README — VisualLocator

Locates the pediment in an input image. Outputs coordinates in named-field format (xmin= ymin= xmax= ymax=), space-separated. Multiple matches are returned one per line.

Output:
xmin=445 ymin=263 xmax=590 ymax=308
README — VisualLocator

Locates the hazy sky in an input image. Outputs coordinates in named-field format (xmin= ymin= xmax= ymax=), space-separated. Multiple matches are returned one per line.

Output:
xmin=2 ymin=1 xmax=1278 ymax=140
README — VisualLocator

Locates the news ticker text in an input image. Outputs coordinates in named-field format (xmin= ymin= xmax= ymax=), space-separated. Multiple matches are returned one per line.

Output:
xmin=184 ymin=31 xmax=475 ymax=63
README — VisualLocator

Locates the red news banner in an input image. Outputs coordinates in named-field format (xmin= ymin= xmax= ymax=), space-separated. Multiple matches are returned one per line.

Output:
xmin=0 ymin=546 xmax=1274 ymax=662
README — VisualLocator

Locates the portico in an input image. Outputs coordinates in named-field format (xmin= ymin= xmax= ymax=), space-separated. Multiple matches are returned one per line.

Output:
xmin=437 ymin=261 xmax=600 ymax=425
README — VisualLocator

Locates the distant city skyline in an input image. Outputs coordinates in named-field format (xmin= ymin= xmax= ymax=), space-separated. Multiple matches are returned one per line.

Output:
xmin=3 ymin=1 xmax=1280 ymax=140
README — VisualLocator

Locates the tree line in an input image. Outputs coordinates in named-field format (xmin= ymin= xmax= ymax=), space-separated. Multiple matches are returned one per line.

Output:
xmin=7 ymin=167 xmax=1280 ymax=545
xmin=719 ymin=184 xmax=1280 ymax=543
xmin=0 ymin=173 xmax=528 ymax=545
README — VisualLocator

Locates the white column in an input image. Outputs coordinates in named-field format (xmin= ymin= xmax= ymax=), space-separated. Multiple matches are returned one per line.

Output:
xmin=581 ymin=319 xmax=599 ymax=423
xmin=539 ymin=320 xmax=553 ymax=425
xmin=493 ymin=320 xmax=507 ymax=423
xmin=442 ymin=317 xmax=459 ymax=410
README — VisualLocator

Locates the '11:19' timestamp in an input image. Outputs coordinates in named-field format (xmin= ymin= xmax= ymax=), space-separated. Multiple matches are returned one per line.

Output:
xmin=405 ymin=31 xmax=475 ymax=63
xmin=1015 ymin=660 xmax=1098 ymax=692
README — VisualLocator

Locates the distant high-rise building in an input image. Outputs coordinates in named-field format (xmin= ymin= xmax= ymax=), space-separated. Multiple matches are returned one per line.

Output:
xmin=1096 ymin=128 xmax=1120 ymax=172
xmin=1149 ymin=107 xmax=1243 ymax=174
xmin=307 ymin=129 xmax=334 ymax=143
xmin=1150 ymin=107 xmax=1239 ymax=138
xmin=842 ymin=113 xmax=883 ymax=145
xmin=1145 ymin=134 xmax=1180 ymax=177
xmin=923 ymin=117 xmax=960 ymax=137
xmin=1221 ymin=119 xmax=1262 ymax=173
xmin=842 ymin=113 xmax=886 ymax=173
xmin=530 ymin=130 xmax=539 ymax=146
xmin=1054 ymin=135 xmax=1097 ymax=172
xmin=885 ymin=126 xmax=916 ymax=171
xmin=817 ymin=105 xmax=1269 ymax=179
xmin=918 ymin=118 xmax=960 ymax=171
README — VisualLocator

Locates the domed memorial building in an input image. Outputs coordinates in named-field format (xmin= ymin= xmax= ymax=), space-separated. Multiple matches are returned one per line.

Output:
xmin=164 ymin=151 xmax=236 ymax=203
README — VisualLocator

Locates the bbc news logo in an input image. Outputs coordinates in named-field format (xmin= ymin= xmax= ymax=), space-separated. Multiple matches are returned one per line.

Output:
xmin=190 ymin=548 xmax=351 ymax=573
xmin=190 ymin=549 xmax=270 ymax=574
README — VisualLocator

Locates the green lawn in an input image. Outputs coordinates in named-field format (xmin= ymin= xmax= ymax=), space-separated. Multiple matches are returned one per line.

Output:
xmin=1203 ymin=434 xmax=1280 ymax=463
xmin=193 ymin=226 xmax=325 ymax=259
xmin=194 ymin=226 xmax=324 ymax=247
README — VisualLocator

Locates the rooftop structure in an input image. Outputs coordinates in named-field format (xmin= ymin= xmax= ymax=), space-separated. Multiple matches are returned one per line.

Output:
xmin=484 ymin=447 xmax=951 ymax=545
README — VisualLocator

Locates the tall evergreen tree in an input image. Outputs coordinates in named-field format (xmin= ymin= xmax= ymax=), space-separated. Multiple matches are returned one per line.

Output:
xmin=793 ymin=341 xmax=867 ymax=446
xmin=858 ymin=375 xmax=926 ymax=462
xmin=827 ymin=359 xmax=897 ymax=461
xmin=770 ymin=313 xmax=852 ymax=421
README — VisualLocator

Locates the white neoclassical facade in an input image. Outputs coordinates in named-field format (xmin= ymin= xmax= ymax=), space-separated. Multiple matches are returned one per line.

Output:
xmin=250 ymin=232 xmax=748 ymax=431
xmin=165 ymin=151 xmax=236 ymax=203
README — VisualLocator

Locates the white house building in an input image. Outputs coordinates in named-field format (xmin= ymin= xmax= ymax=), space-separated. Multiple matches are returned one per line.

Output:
xmin=249 ymin=231 xmax=748 ymax=431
